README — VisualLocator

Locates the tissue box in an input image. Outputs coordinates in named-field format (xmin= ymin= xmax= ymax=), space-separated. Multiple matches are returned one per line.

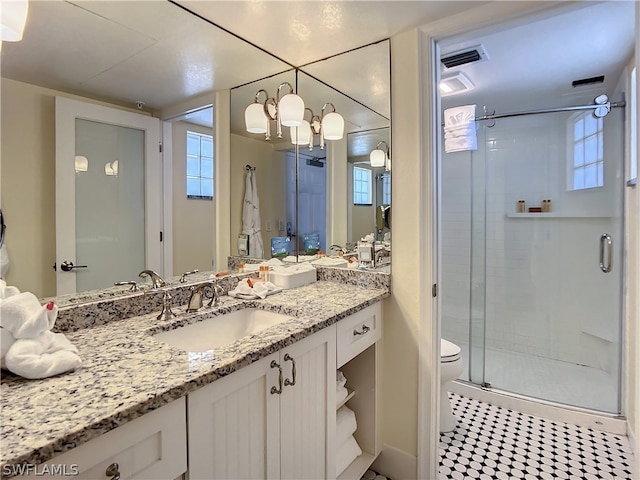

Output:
xmin=269 ymin=268 xmax=317 ymax=289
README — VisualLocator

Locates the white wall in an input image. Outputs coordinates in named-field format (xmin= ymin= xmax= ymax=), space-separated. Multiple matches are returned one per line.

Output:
xmin=172 ymin=121 xmax=216 ymax=274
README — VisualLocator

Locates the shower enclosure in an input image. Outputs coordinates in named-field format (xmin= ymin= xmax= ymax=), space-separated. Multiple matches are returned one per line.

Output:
xmin=440 ymin=98 xmax=625 ymax=414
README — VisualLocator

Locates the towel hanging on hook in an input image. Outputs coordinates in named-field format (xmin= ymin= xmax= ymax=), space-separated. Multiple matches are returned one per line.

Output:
xmin=245 ymin=164 xmax=256 ymax=171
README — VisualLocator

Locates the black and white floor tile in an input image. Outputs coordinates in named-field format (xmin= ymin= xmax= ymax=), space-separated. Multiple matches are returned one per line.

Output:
xmin=439 ymin=393 xmax=635 ymax=480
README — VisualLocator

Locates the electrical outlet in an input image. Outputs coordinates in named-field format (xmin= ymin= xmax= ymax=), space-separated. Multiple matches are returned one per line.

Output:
xmin=279 ymin=220 xmax=285 ymax=231
xmin=266 ymin=219 xmax=272 ymax=232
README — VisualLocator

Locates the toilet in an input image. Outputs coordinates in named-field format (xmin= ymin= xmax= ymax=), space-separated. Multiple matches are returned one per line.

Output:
xmin=440 ymin=338 xmax=463 ymax=433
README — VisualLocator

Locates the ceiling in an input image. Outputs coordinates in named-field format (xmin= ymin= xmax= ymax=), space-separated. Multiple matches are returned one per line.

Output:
xmin=1 ymin=0 xmax=635 ymax=152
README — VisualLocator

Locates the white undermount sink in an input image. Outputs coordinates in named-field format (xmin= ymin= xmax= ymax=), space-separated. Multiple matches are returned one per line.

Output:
xmin=153 ymin=308 xmax=292 ymax=351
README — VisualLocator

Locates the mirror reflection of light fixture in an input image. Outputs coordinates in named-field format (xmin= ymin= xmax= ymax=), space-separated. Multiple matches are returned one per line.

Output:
xmin=290 ymin=105 xmax=345 ymax=150
xmin=104 ymin=160 xmax=119 ymax=176
xmin=1 ymin=0 xmax=29 ymax=42
xmin=245 ymin=82 xmax=304 ymax=141
xmin=370 ymin=141 xmax=390 ymax=168
xmin=74 ymin=155 xmax=88 ymax=173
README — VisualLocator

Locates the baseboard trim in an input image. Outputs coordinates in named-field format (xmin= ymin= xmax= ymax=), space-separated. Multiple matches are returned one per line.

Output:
xmin=450 ymin=381 xmax=626 ymax=435
xmin=370 ymin=444 xmax=417 ymax=480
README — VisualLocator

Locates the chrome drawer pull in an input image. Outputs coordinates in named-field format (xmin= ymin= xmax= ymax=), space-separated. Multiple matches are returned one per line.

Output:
xmin=283 ymin=353 xmax=296 ymax=386
xmin=106 ymin=463 xmax=120 ymax=480
xmin=270 ymin=360 xmax=283 ymax=394
xmin=353 ymin=325 xmax=371 ymax=336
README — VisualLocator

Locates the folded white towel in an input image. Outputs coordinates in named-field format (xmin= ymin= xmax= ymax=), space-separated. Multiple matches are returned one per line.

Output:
xmin=0 ymin=292 xmax=57 ymax=339
xmin=336 ymin=434 xmax=362 ymax=477
xmin=336 ymin=370 xmax=347 ymax=390
xmin=0 ymin=279 xmax=19 ymax=299
xmin=0 ymin=283 xmax=81 ymax=379
xmin=228 ymin=278 xmax=278 ymax=299
xmin=444 ymin=105 xmax=477 ymax=153
xmin=336 ymin=405 xmax=358 ymax=445
xmin=336 ymin=386 xmax=348 ymax=406
xmin=5 ymin=330 xmax=82 ymax=379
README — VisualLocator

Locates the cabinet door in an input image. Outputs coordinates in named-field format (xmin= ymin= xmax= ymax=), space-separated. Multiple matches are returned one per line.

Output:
xmin=279 ymin=326 xmax=336 ymax=480
xmin=188 ymin=353 xmax=281 ymax=480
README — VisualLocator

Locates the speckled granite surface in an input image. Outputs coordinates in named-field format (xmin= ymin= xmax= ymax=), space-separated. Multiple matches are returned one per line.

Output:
xmin=1 ymin=281 xmax=388 ymax=470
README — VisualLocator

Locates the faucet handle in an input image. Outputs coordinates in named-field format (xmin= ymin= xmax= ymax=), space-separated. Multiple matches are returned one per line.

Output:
xmin=157 ymin=289 xmax=176 ymax=321
xmin=179 ymin=269 xmax=199 ymax=283
xmin=114 ymin=281 xmax=139 ymax=291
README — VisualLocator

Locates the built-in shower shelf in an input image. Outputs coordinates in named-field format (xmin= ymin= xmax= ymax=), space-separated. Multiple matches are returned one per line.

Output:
xmin=506 ymin=213 xmax=611 ymax=219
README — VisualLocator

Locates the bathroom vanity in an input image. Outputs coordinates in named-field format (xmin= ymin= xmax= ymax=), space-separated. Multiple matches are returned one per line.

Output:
xmin=0 ymin=271 xmax=388 ymax=479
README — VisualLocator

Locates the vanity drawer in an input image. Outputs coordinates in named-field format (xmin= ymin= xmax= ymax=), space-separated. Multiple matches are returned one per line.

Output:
xmin=22 ymin=397 xmax=186 ymax=480
xmin=337 ymin=303 xmax=382 ymax=367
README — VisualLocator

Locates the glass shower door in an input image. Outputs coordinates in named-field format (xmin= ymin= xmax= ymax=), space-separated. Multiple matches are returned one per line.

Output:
xmin=477 ymin=108 xmax=623 ymax=413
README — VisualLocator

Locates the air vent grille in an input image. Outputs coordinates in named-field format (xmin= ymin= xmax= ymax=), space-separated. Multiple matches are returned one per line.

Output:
xmin=572 ymin=75 xmax=605 ymax=88
xmin=441 ymin=45 xmax=488 ymax=69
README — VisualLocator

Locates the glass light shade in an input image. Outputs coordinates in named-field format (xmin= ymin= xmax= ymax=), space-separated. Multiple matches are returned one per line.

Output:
xmin=278 ymin=93 xmax=304 ymax=127
xmin=245 ymin=103 xmax=268 ymax=133
xmin=0 ymin=0 xmax=29 ymax=42
xmin=290 ymin=120 xmax=311 ymax=145
xmin=370 ymin=149 xmax=386 ymax=167
xmin=74 ymin=155 xmax=88 ymax=173
xmin=322 ymin=112 xmax=344 ymax=140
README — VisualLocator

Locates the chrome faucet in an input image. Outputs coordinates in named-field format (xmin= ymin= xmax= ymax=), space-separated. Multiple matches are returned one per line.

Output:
xmin=138 ymin=270 xmax=166 ymax=289
xmin=186 ymin=280 xmax=224 ymax=313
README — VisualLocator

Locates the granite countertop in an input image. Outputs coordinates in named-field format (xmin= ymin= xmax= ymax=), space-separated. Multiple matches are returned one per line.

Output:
xmin=1 ymin=280 xmax=388 ymax=470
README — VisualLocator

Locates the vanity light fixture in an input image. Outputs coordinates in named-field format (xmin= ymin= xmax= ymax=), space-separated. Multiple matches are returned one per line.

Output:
xmin=74 ymin=155 xmax=88 ymax=173
xmin=290 ymin=104 xmax=344 ymax=150
xmin=370 ymin=141 xmax=390 ymax=169
xmin=244 ymin=82 xmax=304 ymax=141
xmin=1 ymin=0 xmax=29 ymax=42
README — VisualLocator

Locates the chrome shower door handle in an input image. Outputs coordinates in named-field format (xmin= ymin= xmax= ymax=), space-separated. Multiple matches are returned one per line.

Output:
xmin=599 ymin=233 xmax=613 ymax=273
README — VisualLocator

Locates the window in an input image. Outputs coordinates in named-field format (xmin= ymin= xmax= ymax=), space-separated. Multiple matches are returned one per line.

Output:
xmin=570 ymin=112 xmax=603 ymax=190
xmin=382 ymin=173 xmax=391 ymax=205
xmin=186 ymin=131 xmax=214 ymax=199
xmin=353 ymin=166 xmax=372 ymax=205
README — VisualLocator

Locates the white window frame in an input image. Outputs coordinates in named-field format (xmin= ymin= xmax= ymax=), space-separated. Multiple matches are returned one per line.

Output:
xmin=353 ymin=166 xmax=373 ymax=205
xmin=186 ymin=130 xmax=214 ymax=200
xmin=382 ymin=172 xmax=391 ymax=205
xmin=567 ymin=110 xmax=604 ymax=191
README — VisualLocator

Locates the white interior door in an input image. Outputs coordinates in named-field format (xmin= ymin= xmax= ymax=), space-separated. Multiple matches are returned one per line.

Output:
xmin=55 ymin=97 xmax=161 ymax=295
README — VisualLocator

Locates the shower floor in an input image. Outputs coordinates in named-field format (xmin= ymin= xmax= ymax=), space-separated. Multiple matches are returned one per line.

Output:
xmin=456 ymin=343 xmax=618 ymax=413
xmin=438 ymin=393 xmax=634 ymax=479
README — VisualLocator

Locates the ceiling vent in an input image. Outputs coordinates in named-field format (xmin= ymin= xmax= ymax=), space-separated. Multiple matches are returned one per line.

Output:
xmin=441 ymin=45 xmax=489 ymax=69
xmin=572 ymin=75 xmax=605 ymax=88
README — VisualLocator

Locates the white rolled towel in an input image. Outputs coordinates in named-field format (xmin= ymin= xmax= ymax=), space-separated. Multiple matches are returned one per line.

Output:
xmin=5 ymin=331 xmax=82 ymax=379
xmin=336 ymin=405 xmax=358 ymax=445
xmin=336 ymin=434 xmax=362 ymax=477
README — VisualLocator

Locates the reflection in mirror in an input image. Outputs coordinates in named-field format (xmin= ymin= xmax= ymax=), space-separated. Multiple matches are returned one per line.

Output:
xmin=347 ymin=127 xmax=391 ymax=245
xmin=227 ymin=40 xmax=391 ymax=270
xmin=230 ymin=71 xmax=297 ymax=260
xmin=0 ymin=0 xmax=290 ymax=299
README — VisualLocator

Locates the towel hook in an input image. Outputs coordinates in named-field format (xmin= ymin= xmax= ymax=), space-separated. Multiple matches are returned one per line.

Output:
xmin=245 ymin=164 xmax=256 ymax=171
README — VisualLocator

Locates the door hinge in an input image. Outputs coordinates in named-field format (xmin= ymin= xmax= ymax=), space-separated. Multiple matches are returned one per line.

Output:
xmin=432 ymin=283 xmax=437 ymax=297
xmin=160 ymin=231 xmax=163 ymax=242
xmin=159 ymin=142 xmax=162 ymax=153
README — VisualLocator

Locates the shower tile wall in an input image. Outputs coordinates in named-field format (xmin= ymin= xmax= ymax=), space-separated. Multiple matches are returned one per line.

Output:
xmin=441 ymin=106 xmax=623 ymax=384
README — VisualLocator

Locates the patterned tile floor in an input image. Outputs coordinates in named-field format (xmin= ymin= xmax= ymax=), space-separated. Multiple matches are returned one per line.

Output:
xmin=439 ymin=393 xmax=635 ymax=480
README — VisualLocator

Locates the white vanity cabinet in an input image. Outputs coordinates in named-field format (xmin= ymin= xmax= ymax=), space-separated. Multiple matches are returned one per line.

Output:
xmin=336 ymin=303 xmax=383 ymax=480
xmin=187 ymin=325 xmax=337 ymax=480
xmin=23 ymin=397 xmax=187 ymax=480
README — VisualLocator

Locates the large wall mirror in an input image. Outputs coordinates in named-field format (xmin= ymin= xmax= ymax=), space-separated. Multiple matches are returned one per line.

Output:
xmin=1 ymin=1 xmax=390 ymax=301
xmin=229 ymin=40 xmax=391 ymax=268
